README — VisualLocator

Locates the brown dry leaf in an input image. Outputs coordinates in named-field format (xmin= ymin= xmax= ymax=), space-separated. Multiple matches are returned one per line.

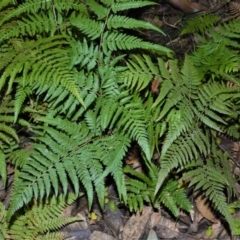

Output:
xmin=155 ymin=215 xmax=180 ymax=239
xmin=151 ymin=79 xmax=160 ymax=93
xmin=122 ymin=206 xmax=152 ymax=240
xmin=194 ymin=193 xmax=218 ymax=223
xmin=90 ymin=231 xmax=117 ymax=240
xmin=149 ymin=211 xmax=161 ymax=229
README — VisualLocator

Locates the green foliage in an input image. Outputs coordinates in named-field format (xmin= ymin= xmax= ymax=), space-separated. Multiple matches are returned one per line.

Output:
xmin=0 ymin=0 xmax=239 ymax=236
xmin=0 ymin=193 xmax=81 ymax=240
xmin=182 ymin=15 xmax=240 ymax=77
xmin=228 ymin=200 xmax=240 ymax=235
xmin=124 ymin=164 xmax=192 ymax=217
xmin=181 ymin=14 xmax=220 ymax=35
xmin=182 ymin=149 xmax=235 ymax=228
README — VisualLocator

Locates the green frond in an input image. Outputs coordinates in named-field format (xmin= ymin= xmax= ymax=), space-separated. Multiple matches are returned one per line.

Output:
xmin=107 ymin=15 xmax=164 ymax=35
xmin=119 ymin=54 xmax=158 ymax=92
xmin=154 ymin=56 xmax=201 ymax=120
xmin=96 ymin=134 xmax=131 ymax=204
xmin=160 ymin=109 xmax=194 ymax=157
xmin=0 ymin=0 xmax=88 ymax=27
xmin=0 ymin=202 xmax=8 ymax=240
xmin=14 ymin=83 xmax=32 ymax=123
xmin=125 ymin=164 xmax=191 ymax=215
xmin=9 ymin=149 xmax=32 ymax=168
xmin=70 ymin=14 xmax=103 ymax=40
xmin=191 ymin=41 xmax=239 ymax=76
xmin=102 ymin=31 xmax=171 ymax=54
xmin=0 ymin=97 xmax=25 ymax=146
xmin=41 ymin=72 xmax=99 ymax=119
xmin=181 ymin=14 xmax=220 ymax=35
xmin=8 ymin=193 xmax=81 ymax=240
xmin=155 ymin=128 xmax=210 ymax=194
xmin=111 ymin=1 xmax=157 ymax=13
xmin=158 ymin=180 xmax=191 ymax=217
xmin=0 ymin=151 xmax=6 ymax=187
xmin=70 ymin=39 xmax=99 ymax=70
xmin=193 ymin=82 xmax=234 ymax=131
xmin=1 ymin=0 xmax=239 ymax=235
xmin=182 ymin=159 xmax=234 ymax=230
xmin=87 ymin=0 xmax=108 ymax=20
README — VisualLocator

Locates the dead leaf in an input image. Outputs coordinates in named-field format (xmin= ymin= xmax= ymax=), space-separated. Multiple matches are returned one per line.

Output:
xmin=90 ymin=231 xmax=117 ymax=240
xmin=151 ymin=79 xmax=160 ymax=93
xmin=155 ymin=215 xmax=180 ymax=239
xmin=194 ymin=193 xmax=218 ymax=223
xmin=122 ymin=206 xmax=152 ymax=240
xmin=149 ymin=211 xmax=161 ymax=229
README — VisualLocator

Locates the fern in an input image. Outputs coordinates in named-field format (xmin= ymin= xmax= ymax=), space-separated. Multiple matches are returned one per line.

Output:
xmin=183 ymin=17 xmax=240 ymax=78
xmin=182 ymin=152 xmax=234 ymax=230
xmin=1 ymin=0 xmax=240 ymax=235
xmin=181 ymin=14 xmax=220 ymax=35
xmin=7 ymin=193 xmax=81 ymax=240
xmin=124 ymin=164 xmax=192 ymax=216
xmin=7 ymin=115 xmax=132 ymax=220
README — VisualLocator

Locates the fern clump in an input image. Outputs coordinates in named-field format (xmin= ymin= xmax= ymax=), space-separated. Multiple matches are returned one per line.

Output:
xmin=0 ymin=193 xmax=81 ymax=240
xmin=0 ymin=0 xmax=239 ymax=236
xmin=124 ymin=164 xmax=192 ymax=217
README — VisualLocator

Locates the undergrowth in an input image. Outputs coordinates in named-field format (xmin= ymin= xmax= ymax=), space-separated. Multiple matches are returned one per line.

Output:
xmin=0 ymin=0 xmax=239 ymax=238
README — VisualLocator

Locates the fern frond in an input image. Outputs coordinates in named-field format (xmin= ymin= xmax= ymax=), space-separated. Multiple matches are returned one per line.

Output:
xmin=119 ymin=54 xmax=158 ymax=92
xmin=102 ymin=31 xmax=171 ymax=54
xmin=158 ymin=180 xmax=191 ymax=217
xmin=8 ymin=193 xmax=81 ymax=240
xmin=182 ymin=159 xmax=234 ymax=230
xmin=154 ymin=55 xmax=201 ymax=120
xmin=107 ymin=15 xmax=164 ymax=35
xmin=181 ymin=14 xmax=220 ymax=35
xmin=70 ymin=38 xmax=98 ymax=70
xmin=0 ymin=151 xmax=6 ymax=187
xmin=7 ymin=114 xmax=131 ymax=220
xmin=97 ymin=91 xmax=151 ymax=161
xmin=0 ymin=0 xmax=87 ymax=27
xmin=155 ymin=128 xmax=210 ymax=194
xmin=87 ymin=0 xmax=108 ymax=20
xmin=70 ymin=14 xmax=103 ymax=40
xmin=111 ymin=1 xmax=157 ymax=13
xmin=0 ymin=202 xmax=8 ymax=240
xmin=191 ymin=41 xmax=239 ymax=75
xmin=124 ymin=165 xmax=191 ymax=215
xmin=14 ymin=83 xmax=32 ymax=123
